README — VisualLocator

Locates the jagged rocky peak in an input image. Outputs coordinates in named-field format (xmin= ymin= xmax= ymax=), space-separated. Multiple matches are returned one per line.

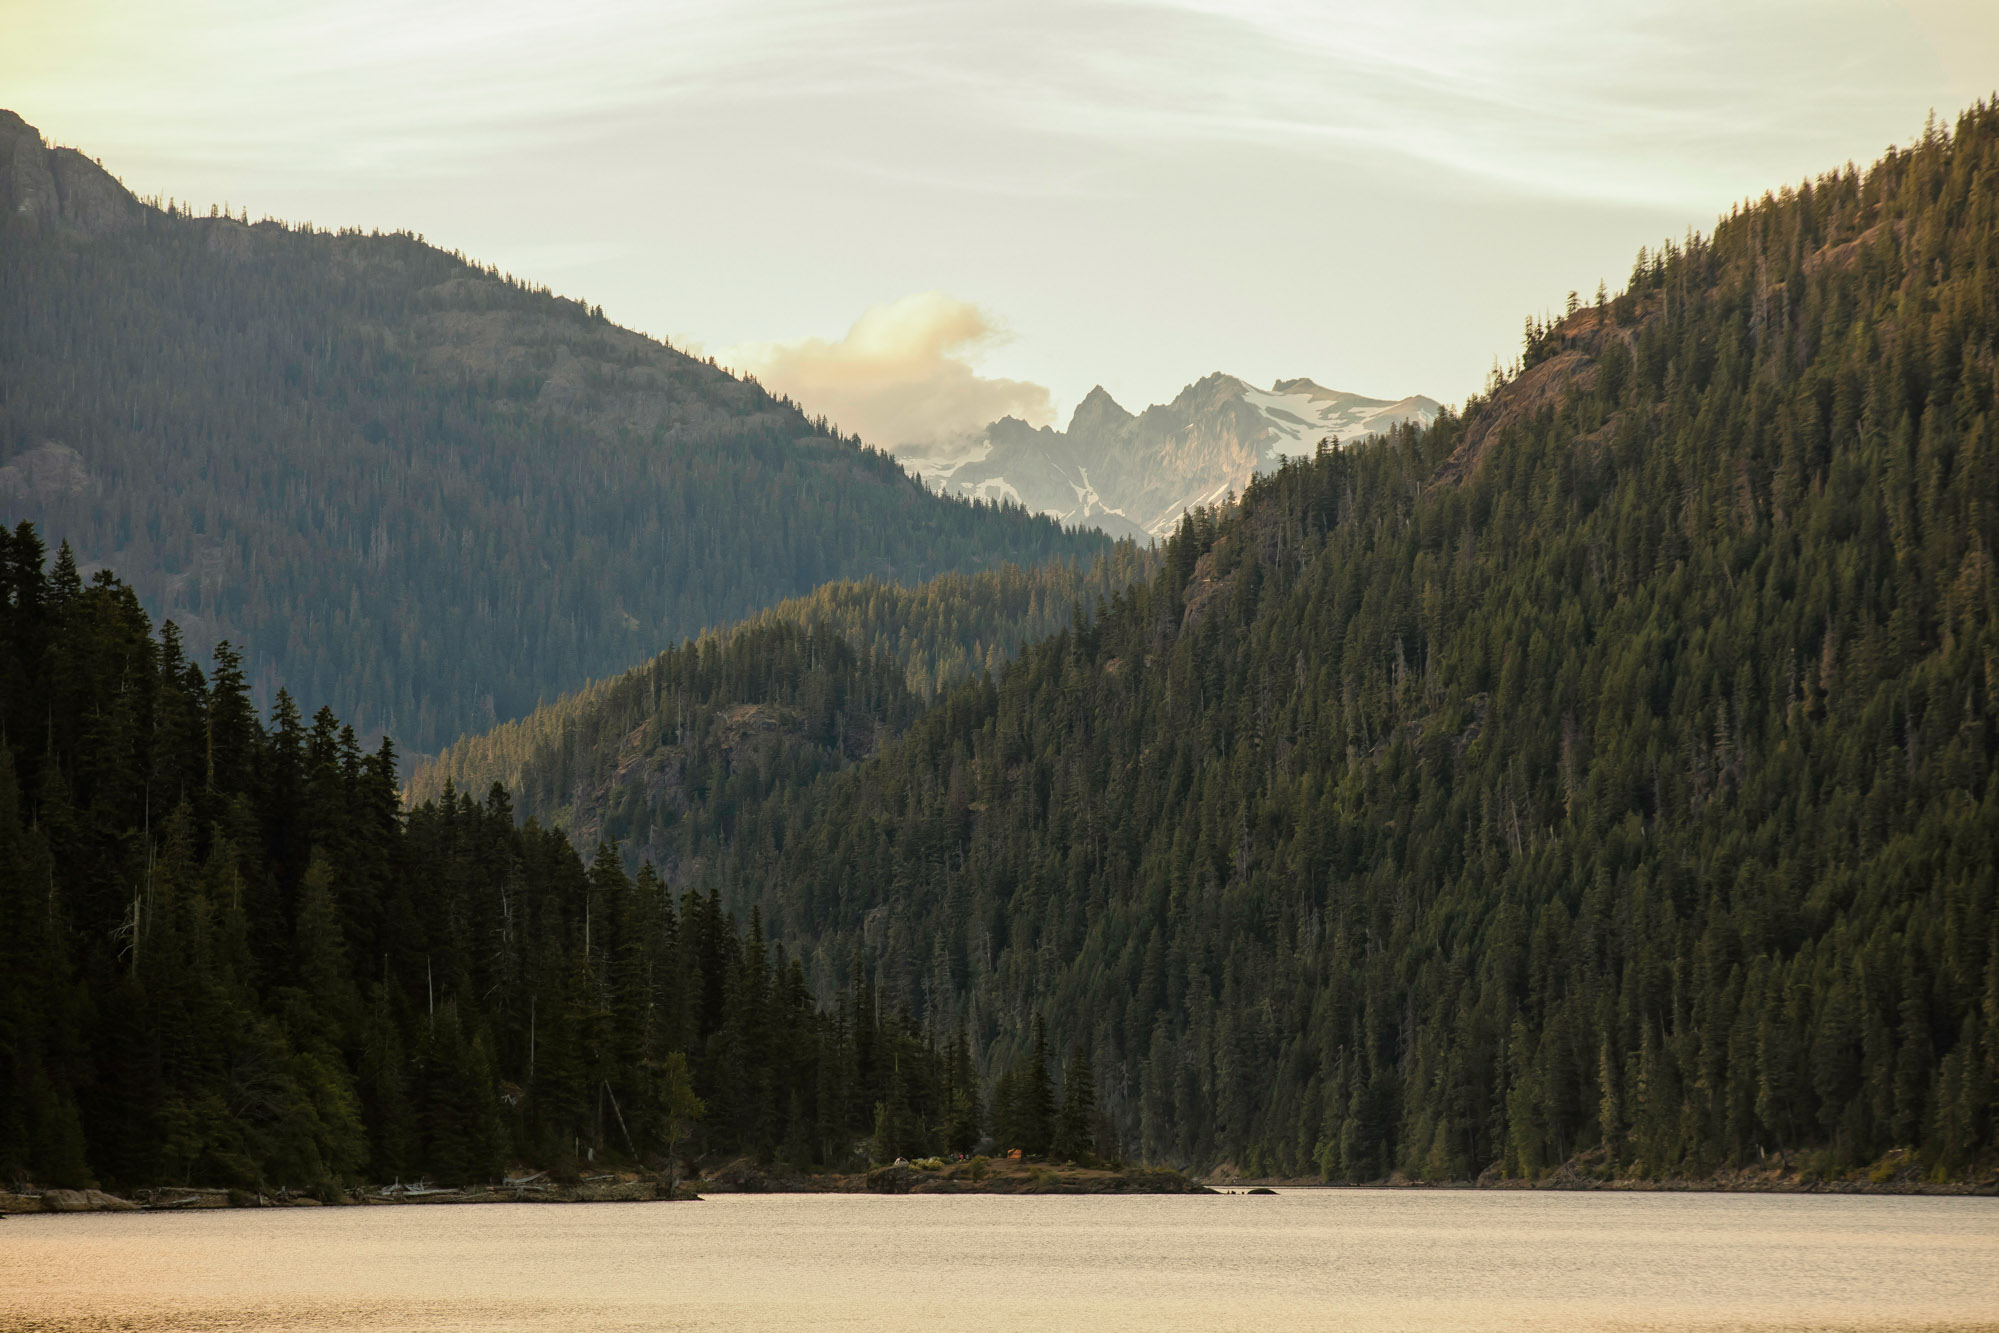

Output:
xmin=1 ymin=109 xmax=138 ymax=236
xmin=1189 ymin=370 xmax=1251 ymax=395
xmin=900 ymin=369 xmax=1441 ymax=541
xmin=1067 ymin=385 xmax=1133 ymax=434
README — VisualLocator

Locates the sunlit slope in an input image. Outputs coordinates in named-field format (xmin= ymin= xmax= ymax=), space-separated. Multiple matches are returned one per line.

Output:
xmin=693 ymin=107 xmax=1999 ymax=1179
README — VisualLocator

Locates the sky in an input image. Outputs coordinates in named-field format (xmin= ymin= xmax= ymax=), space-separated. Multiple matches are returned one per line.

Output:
xmin=6 ymin=0 xmax=1996 ymax=450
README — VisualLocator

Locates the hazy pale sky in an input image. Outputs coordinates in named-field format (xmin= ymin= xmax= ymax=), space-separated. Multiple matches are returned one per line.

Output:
xmin=6 ymin=0 xmax=1996 ymax=444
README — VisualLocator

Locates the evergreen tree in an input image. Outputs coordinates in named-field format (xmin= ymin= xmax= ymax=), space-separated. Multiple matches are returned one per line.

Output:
xmin=1053 ymin=1045 xmax=1098 ymax=1163
xmin=685 ymin=104 xmax=1999 ymax=1182
xmin=0 ymin=528 xmax=965 ymax=1188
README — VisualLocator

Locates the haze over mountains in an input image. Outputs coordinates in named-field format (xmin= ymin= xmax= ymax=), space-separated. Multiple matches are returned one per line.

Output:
xmin=412 ymin=105 xmax=1999 ymax=1181
xmin=0 ymin=109 xmax=1104 ymax=752
xmin=3 ymin=92 xmax=1997 ymax=1200
xmin=897 ymin=376 xmax=1439 ymax=541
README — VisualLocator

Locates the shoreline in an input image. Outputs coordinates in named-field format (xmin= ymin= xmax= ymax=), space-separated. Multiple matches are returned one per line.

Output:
xmin=0 ymin=1179 xmax=693 ymax=1215
xmin=1216 ymin=1177 xmax=1999 ymax=1197
xmin=0 ymin=1160 xmax=1216 ymax=1215
xmin=1213 ymin=1151 xmax=1999 ymax=1198
xmin=697 ymin=1152 xmax=1988 ymax=1199
xmin=6 ymin=1159 xmax=1994 ymax=1216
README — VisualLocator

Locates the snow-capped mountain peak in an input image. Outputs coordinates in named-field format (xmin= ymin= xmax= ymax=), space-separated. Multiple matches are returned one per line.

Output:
xmin=897 ymin=373 xmax=1440 ymax=541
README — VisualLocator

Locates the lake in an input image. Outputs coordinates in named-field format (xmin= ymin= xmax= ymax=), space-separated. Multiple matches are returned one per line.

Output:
xmin=2 ymin=1190 xmax=1994 ymax=1331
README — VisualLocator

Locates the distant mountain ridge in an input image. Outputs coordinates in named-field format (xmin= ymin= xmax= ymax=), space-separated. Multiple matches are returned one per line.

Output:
xmin=899 ymin=374 xmax=1439 ymax=539
xmin=0 ymin=109 xmax=1106 ymax=752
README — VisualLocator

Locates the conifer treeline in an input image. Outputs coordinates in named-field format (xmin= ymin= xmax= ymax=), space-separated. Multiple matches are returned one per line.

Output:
xmin=13 ymin=105 xmax=1999 ymax=1193
xmin=408 ymin=546 xmax=1161 ymax=867
xmin=0 ymin=527 xmax=989 ymax=1190
xmin=684 ymin=106 xmax=1999 ymax=1180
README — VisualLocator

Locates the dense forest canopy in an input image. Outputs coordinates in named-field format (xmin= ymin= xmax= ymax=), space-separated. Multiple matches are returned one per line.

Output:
xmin=0 ymin=525 xmax=1000 ymax=1189
xmin=656 ymin=106 xmax=1999 ymax=1180
xmin=0 ymin=108 xmax=1107 ymax=754
xmin=409 ymin=544 xmax=1161 ymax=870
xmin=8 ymin=102 xmax=1999 ymax=1193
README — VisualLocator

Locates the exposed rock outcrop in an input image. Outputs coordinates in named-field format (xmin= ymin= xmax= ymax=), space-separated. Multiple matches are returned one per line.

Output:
xmin=16 ymin=1188 xmax=139 ymax=1213
xmin=0 ymin=442 xmax=93 ymax=504
xmin=865 ymin=1163 xmax=913 ymax=1194
xmin=1429 ymin=303 xmax=1634 ymax=490
xmin=0 ymin=111 xmax=136 ymax=236
xmin=1 ymin=110 xmax=58 ymax=228
xmin=49 ymin=147 xmax=137 ymax=234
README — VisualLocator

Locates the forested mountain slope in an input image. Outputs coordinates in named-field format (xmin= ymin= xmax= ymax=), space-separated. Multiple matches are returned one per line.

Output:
xmin=683 ymin=107 xmax=1999 ymax=1181
xmin=409 ymin=545 xmax=1159 ymax=868
xmin=0 ymin=109 xmax=1105 ymax=752
xmin=0 ymin=526 xmax=977 ymax=1190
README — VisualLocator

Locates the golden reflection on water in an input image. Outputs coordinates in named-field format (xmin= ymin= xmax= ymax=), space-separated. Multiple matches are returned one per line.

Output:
xmin=2 ymin=1190 xmax=1995 ymax=1332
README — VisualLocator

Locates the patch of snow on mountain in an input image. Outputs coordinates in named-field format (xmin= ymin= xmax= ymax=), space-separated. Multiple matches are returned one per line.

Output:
xmin=887 ymin=372 xmax=1438 ymax=542
xmin=956 ymin=476 xmax=1025 ymax=508
xmin=897 ymin=438 xmax=991 ymax=484
xmin=1239 ymin=381 xmax=1416 ymax=466
xmin=1069 ymin=468 xmax=1134 ymax=524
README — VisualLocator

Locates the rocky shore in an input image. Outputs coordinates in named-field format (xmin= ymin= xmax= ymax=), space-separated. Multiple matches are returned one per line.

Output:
xmin=0 ymin=1175 xmax=692 ymax=1215
xmin=14 ymin=1146 xmax=1992 ymax=1214
xmin=0 ymin=1158 xmax=1215 ymax=1215
xmin=700 ymin=1157 xmax=1211 ymax=1195
xmin=1208 ymin=1146 xmax=1999 ymax=1196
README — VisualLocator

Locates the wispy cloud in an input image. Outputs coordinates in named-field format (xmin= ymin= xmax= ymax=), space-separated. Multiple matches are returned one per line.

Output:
xmin=7 ymin=0 xmax=1986 ymax=414
xmin=720 ymin=292 xmax=1054 ymax=451
xmin=8 ymin=0 xmax=1967 ymax=202
xmin=977 ymin=0 xmax=1935 ymax=203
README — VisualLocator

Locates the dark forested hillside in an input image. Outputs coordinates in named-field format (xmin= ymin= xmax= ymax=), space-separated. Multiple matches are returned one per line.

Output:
xmin=14 ymin=102 xmax=1999 ymax=1195
xmin=675 ymin=107 xmax=1999 ymax=1181
xmin=0 ymin=526 xmax=982 ymax=1190
xmin=408 ymin=545 xmax=1159 ymax=866
xmin=0 ymin=109 xmax=1105 ymax=753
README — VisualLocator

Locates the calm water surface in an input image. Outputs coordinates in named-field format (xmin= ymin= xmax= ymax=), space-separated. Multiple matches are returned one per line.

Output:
xmin=1 ymin=1190 xmax=1994 ymax=1332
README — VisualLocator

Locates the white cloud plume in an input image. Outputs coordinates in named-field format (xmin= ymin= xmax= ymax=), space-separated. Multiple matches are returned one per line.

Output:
xmin=721 ymin=292 xmax=1054 ymax=452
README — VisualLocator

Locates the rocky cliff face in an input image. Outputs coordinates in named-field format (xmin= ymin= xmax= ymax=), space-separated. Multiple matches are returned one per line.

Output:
xmin=1 ymin=111 xmax=137 ymax=235
xmin=905 ymin=373 xmax=1440 ymax=540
